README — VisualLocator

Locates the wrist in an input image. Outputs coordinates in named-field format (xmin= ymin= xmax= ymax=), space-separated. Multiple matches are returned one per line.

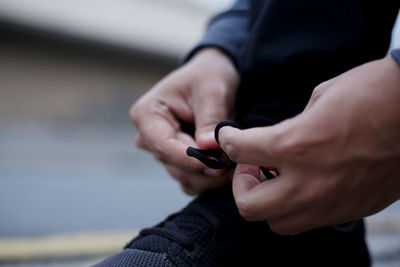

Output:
xmin=188 ymin=47 xmax=240 ymax=87
xmin=192 ymin=46 xmax=229 ymax=59
xmin=191 ymin=47 xmax=236 ymax=69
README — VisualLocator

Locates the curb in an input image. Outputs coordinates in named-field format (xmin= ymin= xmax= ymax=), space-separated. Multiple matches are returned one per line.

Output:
xmin=0 ymin=230 xmax=138 ymax=263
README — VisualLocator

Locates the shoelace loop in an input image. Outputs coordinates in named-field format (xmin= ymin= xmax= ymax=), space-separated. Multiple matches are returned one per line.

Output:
xmin=187 ymin=120 xmax=278 ymax=179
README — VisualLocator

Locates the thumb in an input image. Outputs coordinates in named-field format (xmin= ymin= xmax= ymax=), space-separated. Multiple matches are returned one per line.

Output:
xmin=217 ymin=114 xmax=308 ymax=168
xmin=217 ymin=126 xmax=283 ymax=168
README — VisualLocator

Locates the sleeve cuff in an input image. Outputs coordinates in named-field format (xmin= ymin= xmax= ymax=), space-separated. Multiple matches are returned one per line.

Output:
xmin=180 ymin=44 xmax=239 ymax=70
xmin=391 ymin=49 xmax=400 ymax=66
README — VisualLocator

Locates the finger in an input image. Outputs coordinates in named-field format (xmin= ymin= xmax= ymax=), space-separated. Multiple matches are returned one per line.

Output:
xmin=232 ymin=164 xmax=292 ymax=222
xmin=218 ymin=126 xmax=282 ymax=167
xmin=165 ymin=164 xmax=232 ymax=195
xmin=139 ymin=113 xmax=205 ymax=171
xmin=192 ymin=84 xmax=231 ymax=149
xmin=180 ymin=184 xmax=198 ymax=196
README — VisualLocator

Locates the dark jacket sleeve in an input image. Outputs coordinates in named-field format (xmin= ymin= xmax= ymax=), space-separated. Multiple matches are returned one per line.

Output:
xmin=391 ymin=49 xmax=400 ymax=65
xmin=182 ymin=0 xmax=249 ymax=68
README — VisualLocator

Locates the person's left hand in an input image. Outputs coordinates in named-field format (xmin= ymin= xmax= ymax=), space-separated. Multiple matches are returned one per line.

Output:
xmin=218 ymin=56 xmax=400 ymax=235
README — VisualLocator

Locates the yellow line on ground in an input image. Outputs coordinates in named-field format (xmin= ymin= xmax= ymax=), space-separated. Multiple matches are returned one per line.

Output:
xmin=0 ymin=230 xmax=138 ymax=263
xmin=1 ymin=214 xmax=399 ymax=263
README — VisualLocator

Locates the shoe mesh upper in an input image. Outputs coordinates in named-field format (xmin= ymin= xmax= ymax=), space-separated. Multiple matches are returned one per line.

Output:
xmin=92 ymin=248 xmax=174 ymax=267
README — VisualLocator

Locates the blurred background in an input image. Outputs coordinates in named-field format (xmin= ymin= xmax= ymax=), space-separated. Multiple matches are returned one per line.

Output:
xmin=0 ymin=1 xmax=399 ymax=266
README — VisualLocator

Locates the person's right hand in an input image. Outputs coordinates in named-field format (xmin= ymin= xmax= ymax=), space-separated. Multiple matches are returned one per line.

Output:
xmin=130 ymin=48 xmax=239 ymax=195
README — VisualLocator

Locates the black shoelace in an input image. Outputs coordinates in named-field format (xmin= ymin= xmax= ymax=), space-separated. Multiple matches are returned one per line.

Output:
xmin=186 ymin=120 xmax=277 ymax=179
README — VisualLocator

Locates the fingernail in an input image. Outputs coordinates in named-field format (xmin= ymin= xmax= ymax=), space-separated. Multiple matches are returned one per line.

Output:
xmin=204 ymin=168 xmax=220 ymax=176
xmin=200 ymin=131 xmax=215 ymax=142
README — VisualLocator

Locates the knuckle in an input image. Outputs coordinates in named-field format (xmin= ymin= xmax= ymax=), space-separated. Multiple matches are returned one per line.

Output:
xmin=134 ymin=135 xmax=146 ymax=150
xmin=175 ymin=177 xmax=199 ymax=196
xmin=309 ymin=78 xmax=333 ymax=103
xmin=129 ymin=103 xmax=141 ymax=125
xmin=166 ymin=166 xmax=187 ymax=184
xmin=153 ymin=146 xmax=167 ymax=163
xmin=180 ymin=184 xmax=198 ymax=196
xmin=311 ymin=84 xmax=325 ymax=99
xmin=129 ymin=96 xmax=150 ymax=125
xmin=178 ymin=177 xmax=190 ymax=187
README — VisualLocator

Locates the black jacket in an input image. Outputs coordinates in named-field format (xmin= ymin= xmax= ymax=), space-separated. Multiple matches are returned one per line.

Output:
xmin=187 ymin=0 xmax=400 ymax=127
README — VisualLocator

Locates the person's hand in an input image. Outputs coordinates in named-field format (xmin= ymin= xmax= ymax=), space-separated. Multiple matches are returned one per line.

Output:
xmin=130 ymin=48 xmax=239 ymax=195
xmin=218 ymin=56 xmax=400 ymax=234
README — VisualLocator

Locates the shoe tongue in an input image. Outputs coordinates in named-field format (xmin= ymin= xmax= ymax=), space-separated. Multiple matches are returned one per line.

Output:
xmin=173 ymin=211 xmax=210 ymax=231
xmin=128 ymin=211 xmax=210 ymax=253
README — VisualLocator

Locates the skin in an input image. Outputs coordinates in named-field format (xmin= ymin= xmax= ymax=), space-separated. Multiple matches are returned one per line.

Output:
xmin=129 ymin=48 xmax=239 ymax=195
xmin=218 ymin=56 xmax=400 ymax=235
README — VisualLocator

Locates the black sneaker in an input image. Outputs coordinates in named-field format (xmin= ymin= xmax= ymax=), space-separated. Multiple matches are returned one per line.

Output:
xmin=93 ymin=186 xmax=370 ymax=267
